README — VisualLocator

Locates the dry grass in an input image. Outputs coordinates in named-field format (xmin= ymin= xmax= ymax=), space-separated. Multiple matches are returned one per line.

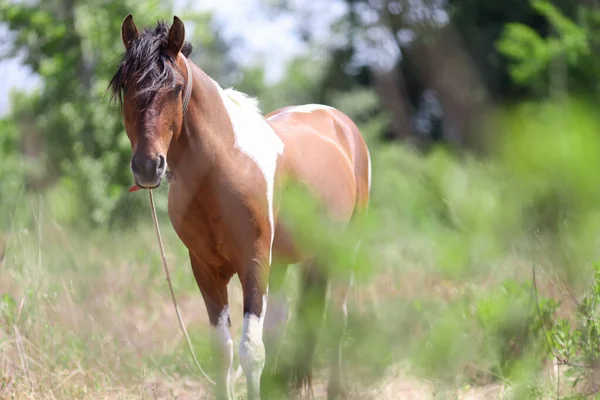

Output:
xmin=0 ymin=209 xmax=569 ymax=400
xmin=0 ymin=219 xmax=223 ymax=399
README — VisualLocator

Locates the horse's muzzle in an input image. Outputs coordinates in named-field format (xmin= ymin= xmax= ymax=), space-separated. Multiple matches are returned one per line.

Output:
xmin=130 ymin=154 xmax=166 ymax=188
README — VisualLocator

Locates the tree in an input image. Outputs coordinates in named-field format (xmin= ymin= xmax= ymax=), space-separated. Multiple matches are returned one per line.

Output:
xmin=0 ymin=0 xmax=238 ymax=226
xmin=261 ymin=0 xmax=479 ymax=146
xmin=261 ymin=0 xmax=600 ymax=150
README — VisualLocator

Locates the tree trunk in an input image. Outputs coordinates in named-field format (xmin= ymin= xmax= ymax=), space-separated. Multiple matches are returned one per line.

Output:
xmin=406 ymin=25 xmax=490 ymax=151
xmin=371 ymin=66 xmax=415 ymax=140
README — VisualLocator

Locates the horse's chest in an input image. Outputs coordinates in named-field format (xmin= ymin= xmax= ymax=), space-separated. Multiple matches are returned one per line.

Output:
xmin=168 ymin=188 xmax=258 ymax=267
xmin=189 ymin=215 xmax=229 ymax=261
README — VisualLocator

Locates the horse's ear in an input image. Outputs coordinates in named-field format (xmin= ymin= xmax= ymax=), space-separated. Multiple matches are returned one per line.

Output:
xmin=167 ymin=16 xmax=185 ymax=55
xmin=121 ymin=14 xmax=139 ymax=50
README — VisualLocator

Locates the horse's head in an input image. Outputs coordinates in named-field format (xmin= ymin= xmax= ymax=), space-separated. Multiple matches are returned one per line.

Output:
xmin=109 ymin=14 xmax=193 ymax=189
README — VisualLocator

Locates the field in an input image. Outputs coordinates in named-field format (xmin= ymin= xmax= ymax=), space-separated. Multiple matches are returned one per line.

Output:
xmin=0 ymin=198 xmax=519 ymax=400
xmin=4 ymin=101 xmax=600 ymax=400
xmin=0 ymin=215 xmax=511 ymax=399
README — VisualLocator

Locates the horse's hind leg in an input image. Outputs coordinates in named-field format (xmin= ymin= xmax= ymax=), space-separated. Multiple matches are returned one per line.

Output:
xmin=327 ymin=234 xmax=362 ymax=399
xmin=326 ymin=272 xmax=353 ymax=399
xmin=264 ymin=264 xmax=291 ymax=367
xmin=291 ymin=258 xmax=328 ymax=396
xmin=260 ymin=263 xmax=291 ymax=397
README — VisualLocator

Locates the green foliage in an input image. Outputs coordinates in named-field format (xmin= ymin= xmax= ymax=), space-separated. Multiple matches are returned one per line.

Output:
xmin=0 ymin=293 xmax=17 ymax=323
xmin=497 ymin=0 xmax=590 ymax=95
xmin=0 ymin=117 xmax=26 ymax=228
xmin=495 ymin=99 xmax=600 ymax=288
xmin=0 ymin=0 xmax=161 ymax=227
xmin=540 ymin=262 xmax=600 ymax=397
xmin=306 ymin=96 xmax=600 ymax=396
xmin=406 ymin=279 xmax=554 ymax=393
xmin=0 ymin=0 xmax=238 ymax=229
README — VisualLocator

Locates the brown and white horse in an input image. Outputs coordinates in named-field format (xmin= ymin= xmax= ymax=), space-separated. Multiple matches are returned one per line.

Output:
xmin=109 ymin=15 xmax=371 ymax=400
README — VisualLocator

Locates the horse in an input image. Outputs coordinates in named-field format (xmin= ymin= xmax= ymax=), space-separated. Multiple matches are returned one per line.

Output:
xmin=109 ymin=14 xmax=371 ymax=400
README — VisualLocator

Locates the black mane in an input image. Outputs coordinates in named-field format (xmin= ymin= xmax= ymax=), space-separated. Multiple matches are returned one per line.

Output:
xmin=108 ymin=20 xmax=193 ymax=109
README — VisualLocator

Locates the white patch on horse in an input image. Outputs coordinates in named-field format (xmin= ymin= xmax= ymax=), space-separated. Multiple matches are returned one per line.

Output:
xmin=215 ymin=83 xmax=284 ymax=265
xmin=222 ymin=87 xmax=261 ymax=113
xmin=211 ymin=307 xmax=234 ymax=397
xmin=271 ymin=103 xmax=334 ymax=117
xmin=239 ymin=288 xmax=269 ymax=396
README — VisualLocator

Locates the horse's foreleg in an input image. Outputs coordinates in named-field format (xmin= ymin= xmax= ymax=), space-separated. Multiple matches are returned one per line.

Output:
xmin=190 ymin=253 xmax=234 ymax=400
xmin=238 ymin=258 xmax=269 ymax=400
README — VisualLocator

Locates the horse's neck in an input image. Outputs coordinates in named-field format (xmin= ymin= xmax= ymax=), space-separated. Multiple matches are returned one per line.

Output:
xmin=168 ymin=65 xmax=236 ymax=186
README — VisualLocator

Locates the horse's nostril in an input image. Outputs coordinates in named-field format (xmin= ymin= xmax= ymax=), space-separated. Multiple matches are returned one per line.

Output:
xmin=131 ymin=155 xmax=141 ymax=174
xmin=157 ymin=155 xmax=166 ymax=172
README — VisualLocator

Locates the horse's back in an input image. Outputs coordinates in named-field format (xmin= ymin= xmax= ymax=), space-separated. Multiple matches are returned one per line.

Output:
xmin=266 ymin=104 xmax=371 ymax=264
xmin=267 ymin=104 xmax=370 ymax=213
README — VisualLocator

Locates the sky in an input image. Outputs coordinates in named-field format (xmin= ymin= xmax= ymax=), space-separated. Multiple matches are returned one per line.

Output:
xmin=180 ymin=0 xmax=348 ymax=82
xmin=0 ymin=0 xmax=347 ymax=116
xmin=0 ymin=24 xmax=42 ymax=116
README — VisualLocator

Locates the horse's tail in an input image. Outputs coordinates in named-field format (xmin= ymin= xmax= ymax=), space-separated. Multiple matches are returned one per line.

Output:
xmin=290 ymin=259 xmax=328 ymax=397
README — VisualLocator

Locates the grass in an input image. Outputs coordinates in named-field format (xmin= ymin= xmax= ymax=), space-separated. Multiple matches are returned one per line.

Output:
xmin=0 ymin=212 xmax=223 ymax=399
xmin=0 ymin=197 xmax=520 ymax=400
xmin=0 ymin=191 xmax=554 ymax=399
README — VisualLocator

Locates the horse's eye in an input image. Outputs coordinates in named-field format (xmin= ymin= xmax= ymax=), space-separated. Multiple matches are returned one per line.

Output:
xmin=174 ymin=84 xmax=183 ymax=94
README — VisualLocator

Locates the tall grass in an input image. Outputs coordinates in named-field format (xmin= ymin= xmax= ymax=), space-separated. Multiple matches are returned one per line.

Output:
xmin=0 ymin=200 xmax=228 ymax=398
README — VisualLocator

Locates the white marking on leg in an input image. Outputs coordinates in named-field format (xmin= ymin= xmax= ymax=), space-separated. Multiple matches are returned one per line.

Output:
xmin=211 ymin=307 xmax=234 ymax=399
xmin=215 ymin=84 xmax=284 ymax=265
xmin=239 ymin=288 xmax=268 ymax=399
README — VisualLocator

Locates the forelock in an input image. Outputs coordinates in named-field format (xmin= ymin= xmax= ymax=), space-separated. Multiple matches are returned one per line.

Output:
xmin=108 ymin=20 xmax=194 ymax=109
